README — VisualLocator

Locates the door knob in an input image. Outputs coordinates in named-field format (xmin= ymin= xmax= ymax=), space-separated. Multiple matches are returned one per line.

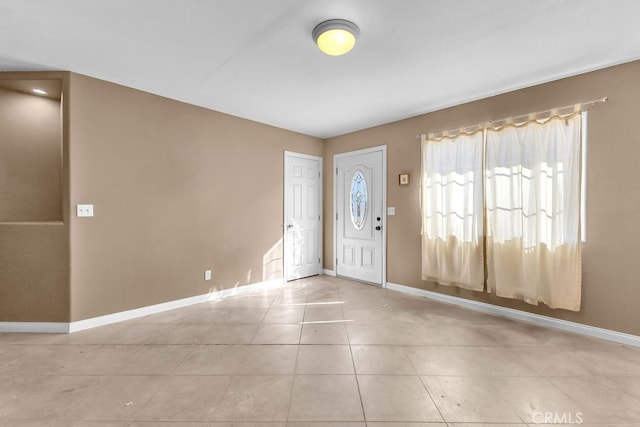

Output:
xmin=287 ymin=224 xmax=294 ymax=229
xmin=376 ymin=217 xmax=381 ymax=221
xmin=375 ymin=226 xmax=381 ymax=231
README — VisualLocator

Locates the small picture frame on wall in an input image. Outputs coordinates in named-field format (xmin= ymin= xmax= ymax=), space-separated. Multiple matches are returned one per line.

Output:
xmin=399 ymin=173 xmax=410 ymax=186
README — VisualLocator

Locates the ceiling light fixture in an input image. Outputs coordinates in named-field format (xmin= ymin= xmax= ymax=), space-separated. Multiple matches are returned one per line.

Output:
xmin=312 ymin=19 xmax=360 ymax=56
xmin=32 ymin=88 xmax=47 ymax=95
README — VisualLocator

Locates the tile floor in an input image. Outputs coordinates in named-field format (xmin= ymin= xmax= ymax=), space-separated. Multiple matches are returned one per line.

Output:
xmin=1 ymin=275 xmax=640 ymax=426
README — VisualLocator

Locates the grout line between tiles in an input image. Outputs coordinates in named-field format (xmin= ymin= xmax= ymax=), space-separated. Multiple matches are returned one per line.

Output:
xmin=286 ymin=290 xmax=307 ymax=423
xmin=344 ymin=295 xmax=368 ymax=424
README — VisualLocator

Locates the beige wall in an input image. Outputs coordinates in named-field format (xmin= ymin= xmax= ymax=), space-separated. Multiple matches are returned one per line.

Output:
xmin=324 ymin=60 xmax=640 ymax=336
xmin=0 ymin=87 xmax=62 ymax=221
xmin=68 ymin=73 xmax=323 ymax=321
xmin=0 ymin=72 xmax=70 ymax=323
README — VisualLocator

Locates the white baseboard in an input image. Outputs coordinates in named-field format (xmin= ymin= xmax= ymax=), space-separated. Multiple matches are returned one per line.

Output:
xmin=1 ymin=278 xmax=284 ymax=334
xmin=0 ymin=322 xmax=70 ymax=334
xmin=323 ymin=269 xmax=336 ymax=277
xmin=386 ymin=282 xmax=640 ymax=347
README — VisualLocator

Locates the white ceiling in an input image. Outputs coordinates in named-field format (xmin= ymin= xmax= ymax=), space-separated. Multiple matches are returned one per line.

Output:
xmin=1 ymin=0 xmax=640 ymax=138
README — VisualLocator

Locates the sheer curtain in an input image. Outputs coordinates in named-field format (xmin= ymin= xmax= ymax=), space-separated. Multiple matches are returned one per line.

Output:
xmin=485 ymin=114 xmax=582 ymax=310
xmin=421 ymin=132 xmax=484 ymax=291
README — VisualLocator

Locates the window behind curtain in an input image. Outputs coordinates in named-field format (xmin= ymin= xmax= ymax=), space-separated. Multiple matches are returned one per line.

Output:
xmin=420 ymin=113 xmax=583 ymax=310
xmin=485 ymin=114 xmax=582 ymax=310
xmin=420 ymin=132 xmax=484 ymax=291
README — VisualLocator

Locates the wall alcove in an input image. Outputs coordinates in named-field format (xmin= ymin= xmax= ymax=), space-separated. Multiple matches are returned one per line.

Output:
xmin=0 ymin=74 xmax=69 ymax=323
xmin=0 ymin=79 xmax=63 ymax=222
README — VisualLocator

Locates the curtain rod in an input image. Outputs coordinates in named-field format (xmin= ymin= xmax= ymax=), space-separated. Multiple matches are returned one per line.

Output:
xmin=416 ymin=96 xmax=608 ymax=139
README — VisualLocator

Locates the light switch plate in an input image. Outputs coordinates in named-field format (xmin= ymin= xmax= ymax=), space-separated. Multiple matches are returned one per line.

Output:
xmin=204 ymin=270 xmax=212 ymax=281
xmin=77 ymin=204 xmax=94 ymax=217
xmin=387 ymin=207 xmax=396 ymax=215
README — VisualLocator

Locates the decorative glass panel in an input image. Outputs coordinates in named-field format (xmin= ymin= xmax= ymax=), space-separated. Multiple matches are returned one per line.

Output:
xmin=350 ymin=171 xmax=368 ymax=230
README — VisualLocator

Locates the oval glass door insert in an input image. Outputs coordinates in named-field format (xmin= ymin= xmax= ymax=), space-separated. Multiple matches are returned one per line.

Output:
xmin=350 ymin=171 xmax=368 ymax=230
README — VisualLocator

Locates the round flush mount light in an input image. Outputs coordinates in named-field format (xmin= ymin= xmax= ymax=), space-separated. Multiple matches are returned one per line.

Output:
xmin=312 ymin=19 xmax=360 ymax=56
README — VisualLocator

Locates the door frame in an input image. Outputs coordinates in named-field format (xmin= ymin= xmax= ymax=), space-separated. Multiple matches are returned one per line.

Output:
xmin=283 ymin=151 xmax=323 ymax=282
xmin=333 ymin=145 xmax=387 ymax=287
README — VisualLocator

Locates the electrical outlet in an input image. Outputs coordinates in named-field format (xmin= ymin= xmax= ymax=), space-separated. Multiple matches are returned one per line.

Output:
xmin=77 ymin=204 xmax=94 ymax=217
xmin=204 ymin=270 xmax=212 ymax=281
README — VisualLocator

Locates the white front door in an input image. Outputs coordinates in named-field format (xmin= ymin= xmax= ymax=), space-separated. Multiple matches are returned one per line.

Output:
xmin=335 ymin=146 xmax=386 ymax=285
xmin=284 ymin=151 xmax=322 ymax=281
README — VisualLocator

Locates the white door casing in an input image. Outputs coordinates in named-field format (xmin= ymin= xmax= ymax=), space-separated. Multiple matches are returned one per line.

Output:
xmin=284 ymin=151 xmax=322 ymax=281
xmin=334 ymin=146 xmax=386 ymax=286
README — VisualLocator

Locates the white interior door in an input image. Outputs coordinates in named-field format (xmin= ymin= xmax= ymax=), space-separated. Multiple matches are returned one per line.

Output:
xmin=335 ymin=146 xmax=386 ymax=285
xmin=284 ymin=151 xmax=322 ymax=281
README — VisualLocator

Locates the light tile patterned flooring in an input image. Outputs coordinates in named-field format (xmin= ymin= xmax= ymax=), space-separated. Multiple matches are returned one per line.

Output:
xmin=1 ymin=275 xmax=640 ymax=426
